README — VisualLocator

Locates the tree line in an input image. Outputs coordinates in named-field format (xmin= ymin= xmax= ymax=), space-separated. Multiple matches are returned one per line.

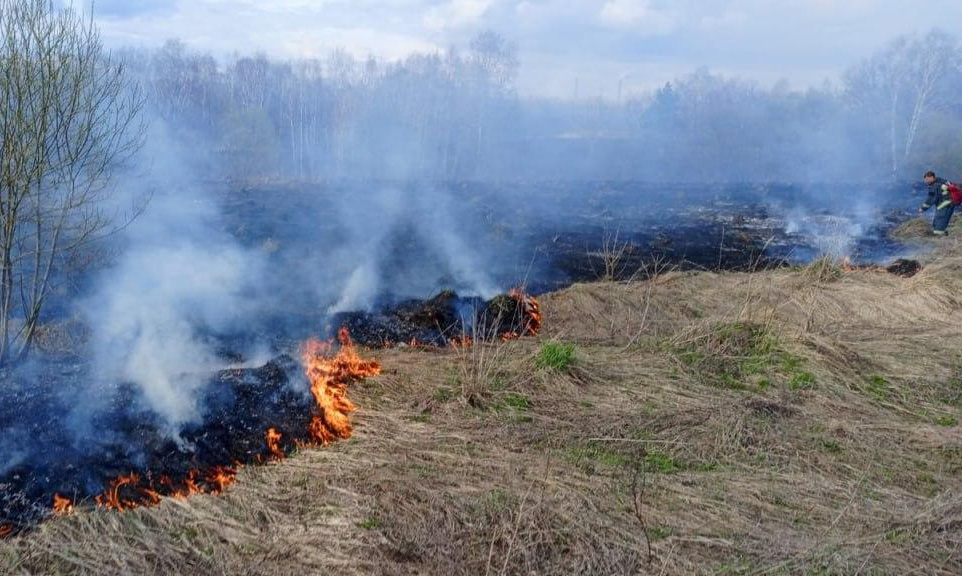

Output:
xmin=127 ymin=29 xmax=962 ymax=184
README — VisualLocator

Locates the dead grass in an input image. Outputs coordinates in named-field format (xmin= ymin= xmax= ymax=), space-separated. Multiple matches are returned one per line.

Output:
xmin=893 ymin=215 xmax=962 ymax=241
xmin=802 ymin=254 xmax=844 ymax=284
xmin=4 ymin=244 xmax=962 ymax=575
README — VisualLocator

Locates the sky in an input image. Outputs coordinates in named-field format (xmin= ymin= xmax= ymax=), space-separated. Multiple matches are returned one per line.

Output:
xmin=83 ymin=0 xmax=962 ymax=99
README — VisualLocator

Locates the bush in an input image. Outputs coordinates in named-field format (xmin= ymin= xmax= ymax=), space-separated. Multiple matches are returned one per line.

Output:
xmin=536 ymin=342 xmax=576 ymax=371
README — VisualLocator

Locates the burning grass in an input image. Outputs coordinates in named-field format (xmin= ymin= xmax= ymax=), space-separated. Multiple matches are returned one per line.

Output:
xmin=4 ymin=248 xmax=962 ymax=574
xmin=302 ymin=327 xmax=381 ymax=445
xmin=0 ymin=328 xmax=382 ymax=537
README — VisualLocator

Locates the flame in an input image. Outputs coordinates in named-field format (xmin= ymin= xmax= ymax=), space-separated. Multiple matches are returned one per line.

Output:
xmin=96 ymin=473 xmax=144 ymax=511
xmin=182 ymin=470 xmax=201 ymax=497
xmin=165 ymin=470 xmax=202 ymax=499
xmin=95 ymin=466 xmax=240 ymax=512
xmin=96 ymin=465 xmax=238 ymax=511
xmin=301 ymin=327 xmax=381 ymax=446
xmin=0 ymin=524 xmax=11 ymax=539
xmin=205 ymin=466 xmax=237 ymax=494
xmin=141 ymin=488 xmax=163 ymax=507
xmin=52 ymin=493 xmax=74 ymax=516
xmin=266 ymin=427 xmax=284 ymax=461
xmin=79 ymin=328 xmax=378 ymax=517
xmin=450 ymin=334 xmax=473 ymax=349
xmin=508 ymin=289 xmax=542 ymax=338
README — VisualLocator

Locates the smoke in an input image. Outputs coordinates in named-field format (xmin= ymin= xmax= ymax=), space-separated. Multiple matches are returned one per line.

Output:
xmin=79 ymin=126 xmax=266 ymax=436
xmin=325 ymin=186 xmax=499 ymax=313
xmin=76 ymin=126 xmax=502 ymax=435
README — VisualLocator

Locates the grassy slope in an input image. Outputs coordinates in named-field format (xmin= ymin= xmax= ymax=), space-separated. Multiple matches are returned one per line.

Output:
xmin=3 ymin=224 xmax=962 ymax=575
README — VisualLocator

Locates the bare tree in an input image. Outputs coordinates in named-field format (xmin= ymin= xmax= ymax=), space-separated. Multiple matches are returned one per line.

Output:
xmin=845 ymin=31 xmax=959 ymax=178
xmin=0 ymin=0 xmax=145 ymax=363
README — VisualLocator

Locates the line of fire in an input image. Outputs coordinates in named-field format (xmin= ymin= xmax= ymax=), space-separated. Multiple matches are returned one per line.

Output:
xmin=1 ymin=290 xmax=542 ymax=536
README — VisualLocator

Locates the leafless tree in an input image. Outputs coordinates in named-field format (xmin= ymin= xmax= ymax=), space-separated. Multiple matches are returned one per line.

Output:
xmin=845 ymin=31 xmax=959 ymax=178
xmin=0 ymin=0 xmax=145 ymax=363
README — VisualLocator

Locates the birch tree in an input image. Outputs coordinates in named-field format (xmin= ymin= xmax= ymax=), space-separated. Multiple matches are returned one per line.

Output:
xmin=845 ymin=31 xmax=959 ymax=178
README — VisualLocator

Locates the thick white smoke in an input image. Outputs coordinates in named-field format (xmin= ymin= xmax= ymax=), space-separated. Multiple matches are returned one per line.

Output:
xmin=83 ymin=194 xmax=264 ymax=434
xmin=80 ymin=123 xmax=266 ymax=436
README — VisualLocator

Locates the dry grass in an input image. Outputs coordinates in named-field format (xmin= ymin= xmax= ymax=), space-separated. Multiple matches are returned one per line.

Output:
xmin=4 ymin=244 xmax=962 ymax=574
xmin=893 ymin=215 xmax=962 ymax=240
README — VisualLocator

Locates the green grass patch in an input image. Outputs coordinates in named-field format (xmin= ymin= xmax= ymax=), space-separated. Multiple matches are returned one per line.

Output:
xmin=819 ymin=438 xmax=842 ymax=454
xmin=357 ymin=515 xmax=381 ymax=530
xmin=406 ymin=413 xmax=431 ymax=423
xmin=885 ymin=528 xmax=909 ymax=544
xmin=790 ymin=371 xmax=817 ymax=391
xmin=803 ymin=255 xmax=844 ymax=284
xmin=432 ymin=386 xmax=456 ymax=403
xmin=644 ymin=450 xmax=681 ymax=474
xmin=536 ymin=341 xmax=576 ymax=371
xmin=488 ymin=392 xmax=533 ymax=422
xmin=865 ymin=375 xmax=893 ymax=401
xmin=502 ymin=392 xmax=532 ymax=411
xmin=671 ymin=322 xmax=812 ymax=392
xmin=940 ymin=379 xmax=962 ymax=408
xmin=936 ymin=415 xmax=958 ymax=427
xmin=649 ymin=525 xmax=673 ymax=541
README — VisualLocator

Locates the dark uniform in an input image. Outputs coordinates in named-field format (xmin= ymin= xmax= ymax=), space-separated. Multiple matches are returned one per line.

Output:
xmin=921 ymin=177 xmax=956 ymax=235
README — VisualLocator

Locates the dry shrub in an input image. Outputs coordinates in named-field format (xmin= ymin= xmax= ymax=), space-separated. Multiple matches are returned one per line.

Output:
xmin=590 ymin=225 xmax=632 ymax=282
xmin=451 ymin=312 xmax=531 ymax=407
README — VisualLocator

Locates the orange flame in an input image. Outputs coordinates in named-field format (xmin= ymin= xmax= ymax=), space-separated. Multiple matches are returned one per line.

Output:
xmin=0 ymin=524 xmax=12 ymax=539
xmin=52 ymin=493 xmax=74 ymax=516
xmin=301 ymin=327 xmax=381 ymax=446
xmin=95 ymin=473 xmax=144 ymax=511
xmin=96 ymin=464 xmax=239 ymax=511
xmin=84 ymin=328 xmax=378 ymax=517
xmin=205 ymin=466 xmax=237 ymax=494
xmin=509 ymin=289 xmax=542 ymax=337
xmin=165 ymin=470 xmax=202 ymax=500
xmin=266 ymin=427 xmax=284 ymax=461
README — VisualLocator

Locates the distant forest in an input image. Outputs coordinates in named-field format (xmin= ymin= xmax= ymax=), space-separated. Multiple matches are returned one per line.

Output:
xmin=122 ymin=29 xmax=962 ymax=183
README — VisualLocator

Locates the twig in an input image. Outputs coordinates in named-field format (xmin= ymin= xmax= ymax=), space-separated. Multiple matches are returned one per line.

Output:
xmin=631 ymin=461 xmax=653 ymax=565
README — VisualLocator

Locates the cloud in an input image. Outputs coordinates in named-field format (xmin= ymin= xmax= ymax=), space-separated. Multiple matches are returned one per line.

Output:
xmin=424 ymin=0 xmax=498 ymax=31
xmin=88 ymin=0 xmax=962 ymax=99
xmin=598 ymin=0 xmax=677 ymax=34
xmin=88 ymin=0 xmax=177 ymax=18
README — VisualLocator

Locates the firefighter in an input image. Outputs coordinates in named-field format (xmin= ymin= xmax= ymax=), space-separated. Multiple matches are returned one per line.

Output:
xmin=920 ymin=171 xmax=957 ymax=236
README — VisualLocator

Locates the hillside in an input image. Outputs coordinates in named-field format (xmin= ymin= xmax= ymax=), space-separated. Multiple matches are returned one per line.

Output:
xmin=2 ymin=222 xmax=961 ymax=575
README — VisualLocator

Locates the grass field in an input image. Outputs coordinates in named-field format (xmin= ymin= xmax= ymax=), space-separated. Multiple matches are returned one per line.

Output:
xmin=2 ymin=219 xmax=961 ymax=575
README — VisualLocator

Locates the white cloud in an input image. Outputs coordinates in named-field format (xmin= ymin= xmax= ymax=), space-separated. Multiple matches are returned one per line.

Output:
xmin=599 ymin=0 xmax=677 ymax=34
xmin=424 ymin=0 xmax=498 ymax=31
xmin=88 ymin=0 xmax=962 ymax=99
